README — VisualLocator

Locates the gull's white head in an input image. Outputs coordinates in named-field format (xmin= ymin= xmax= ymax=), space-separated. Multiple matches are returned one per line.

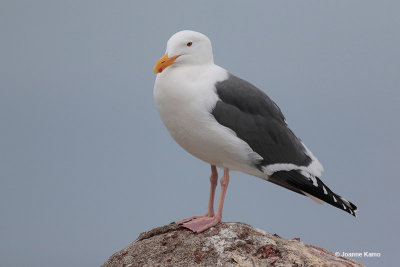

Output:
xmin=154 ymin=30 xmax=214 ymax=74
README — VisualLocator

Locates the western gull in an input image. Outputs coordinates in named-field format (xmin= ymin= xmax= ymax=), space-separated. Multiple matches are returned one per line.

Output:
xmin=153 ymin=30 xmax=357 ymax=233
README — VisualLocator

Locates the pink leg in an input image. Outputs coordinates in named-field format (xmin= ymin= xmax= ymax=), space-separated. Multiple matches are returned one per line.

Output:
xmin=180 ymin=168 xmax=230 ymax=233
xmin=176 ymin=165 xmax=218 ymax=223
xmin=206 ymin=165 xmax=219 ymax=216
xmin=214 ymin=168 xmax=230 ymax=221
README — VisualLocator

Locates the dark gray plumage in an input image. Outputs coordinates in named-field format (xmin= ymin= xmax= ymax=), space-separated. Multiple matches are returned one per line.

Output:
xmin=211 ymin=73 xmax=357 ymax=216
xmin=212 ymin=73 xmax=311 ymax=170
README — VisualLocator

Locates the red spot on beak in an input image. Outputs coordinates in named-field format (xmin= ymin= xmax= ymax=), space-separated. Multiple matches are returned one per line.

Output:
xmin=154 ymin=54 xmax=180 ymax=74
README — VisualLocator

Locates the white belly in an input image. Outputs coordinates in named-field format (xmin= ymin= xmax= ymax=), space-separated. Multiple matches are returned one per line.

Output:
xmin=153 ymin=64 xmax=263 ymax=175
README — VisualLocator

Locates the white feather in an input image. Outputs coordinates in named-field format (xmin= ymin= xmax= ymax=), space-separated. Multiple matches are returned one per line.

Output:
xmin=302 ymin=191 xmax=325 ymax=204
xmin=154 ymin=30 xmax=323 ymax=182
xmin=154 ymin=63 xmax=262 ymax=175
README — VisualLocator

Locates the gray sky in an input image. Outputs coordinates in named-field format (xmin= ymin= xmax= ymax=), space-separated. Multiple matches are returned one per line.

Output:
xmin=1 ymin=1 xmax=399 ymax=266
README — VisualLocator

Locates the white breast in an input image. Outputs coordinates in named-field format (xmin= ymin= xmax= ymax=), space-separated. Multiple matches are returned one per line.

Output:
xmin=153 ymin=64 xmax=263 ymax=176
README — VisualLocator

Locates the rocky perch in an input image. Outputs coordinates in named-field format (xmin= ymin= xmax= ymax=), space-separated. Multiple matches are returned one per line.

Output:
xmin=102 ymin=222 xmax=364 ymax=267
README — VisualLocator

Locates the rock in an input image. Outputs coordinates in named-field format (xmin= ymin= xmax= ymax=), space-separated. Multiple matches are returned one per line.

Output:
xmin=102 ymin=222 xmax=364 ymax=267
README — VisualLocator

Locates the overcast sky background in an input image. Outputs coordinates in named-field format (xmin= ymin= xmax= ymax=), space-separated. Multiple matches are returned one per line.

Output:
xmin=1 ymin=1 xmax=399 ymax=266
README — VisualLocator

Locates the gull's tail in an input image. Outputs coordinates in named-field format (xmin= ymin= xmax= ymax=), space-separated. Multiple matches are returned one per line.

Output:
xmin=268 ymin=170 xmax=357 ymax=217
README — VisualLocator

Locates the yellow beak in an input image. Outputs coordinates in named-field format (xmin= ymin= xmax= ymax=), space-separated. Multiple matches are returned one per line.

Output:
xmin=154 ymin=53 xmax=179 ymax=74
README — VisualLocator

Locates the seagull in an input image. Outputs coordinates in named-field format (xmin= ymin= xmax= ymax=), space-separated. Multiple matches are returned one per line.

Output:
xmin=153 ymin=30 xmax=357 ymax=233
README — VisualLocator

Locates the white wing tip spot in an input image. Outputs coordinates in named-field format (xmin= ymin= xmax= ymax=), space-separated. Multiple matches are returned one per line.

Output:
xmin=322 ymin=185 xmax=328 ymax=195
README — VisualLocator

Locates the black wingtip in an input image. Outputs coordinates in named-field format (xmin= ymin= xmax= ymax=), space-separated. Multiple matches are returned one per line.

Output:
xmin=343 ymin=198 xmax=358 ymax=217
xmin=270 ymin=170 xmax=358 ymax=217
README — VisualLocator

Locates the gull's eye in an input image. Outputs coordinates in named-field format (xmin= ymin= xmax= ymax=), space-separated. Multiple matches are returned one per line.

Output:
xmin=186 ymin=41 xmax=192 ymax=47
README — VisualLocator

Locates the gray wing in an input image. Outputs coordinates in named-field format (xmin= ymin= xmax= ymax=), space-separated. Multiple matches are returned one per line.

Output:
xmin=211 ymin=74 xmax=359 ymax=217
xmin=211 ymin=73 xmax=311 ymax=170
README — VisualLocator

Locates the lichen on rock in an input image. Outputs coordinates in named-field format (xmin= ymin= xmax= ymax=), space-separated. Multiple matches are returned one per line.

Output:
xmin=102 ymin=222 xmax=364 ymax=267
